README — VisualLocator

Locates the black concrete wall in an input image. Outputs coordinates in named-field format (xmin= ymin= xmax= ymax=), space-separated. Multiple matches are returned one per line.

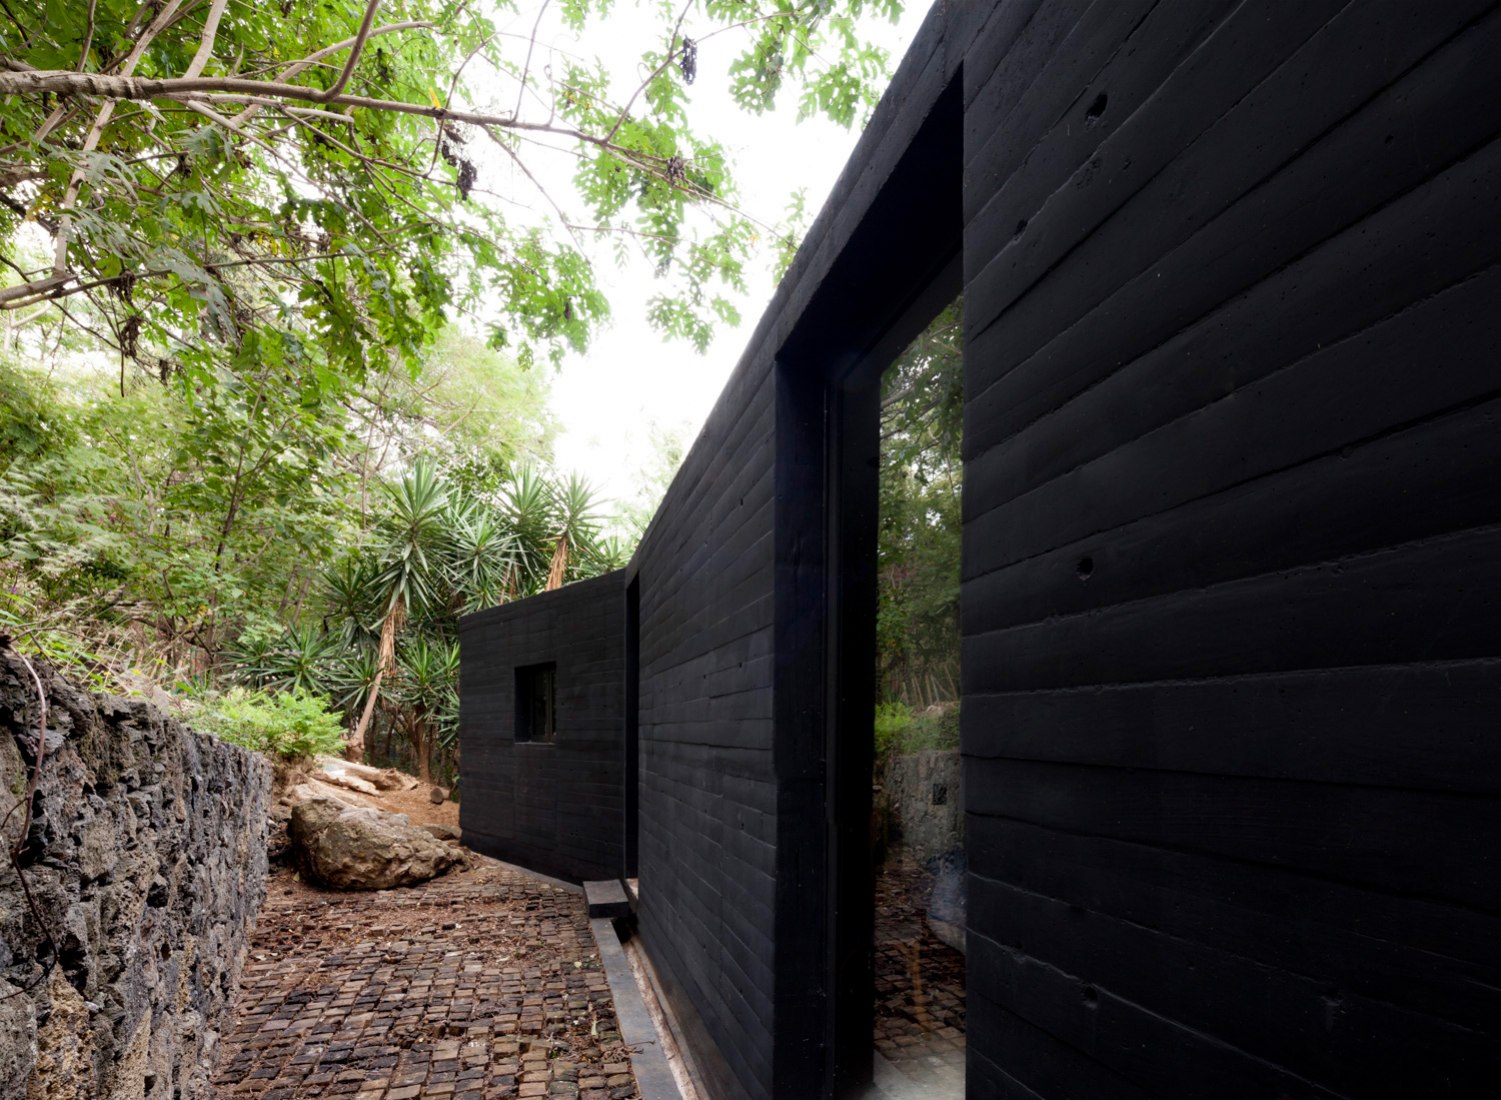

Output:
xmin=623 ymin=21 xmax=963 ymax=1095
xmin=459 ymin=571 xmax=625 ymax=883
xmin=956 ymin=0 xmax=1501 ymax=1095
xmin=460 ymin=1 xmax=1501 ymax=1096
xmin=629 ymin=358 xmax=779 ymax=1098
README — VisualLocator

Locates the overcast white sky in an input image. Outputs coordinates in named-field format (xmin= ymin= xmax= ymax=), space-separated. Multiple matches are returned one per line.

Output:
xmin=503 ymin=2 xmax=933 ymax=515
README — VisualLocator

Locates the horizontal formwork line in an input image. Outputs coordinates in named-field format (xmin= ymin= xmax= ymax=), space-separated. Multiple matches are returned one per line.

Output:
xmin=965 ymin=803 xmax=1501 ymax=921
xmin=962 ymin=254 xmax=1501 ymax=582
xmin=960 ymin=743 xmax=1501 ymax=800
xmin=958 ymin=655 xmax=1501 ymax=698
xmin=963 ymin=0 xmax=1464 ymax=361
xmin=963 ymin=515 xmax=1501 ymax=643
xmin=640 ymin=618 xmax=773 ymax=683
xmin=966 ymin=864 xmax=1494 ymax=1044
xmin=964 ymin=925 xmax=1352 ymax=1100
xmin=965 ymin=225 xmax=1501 ymax=535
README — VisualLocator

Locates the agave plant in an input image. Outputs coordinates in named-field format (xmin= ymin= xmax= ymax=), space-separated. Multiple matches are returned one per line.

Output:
xmin=347 ymin=460 xmax=453 ymax=759
xmin=223 ymin=621 xmax=340 ymax=696
xmin=444 ymin=495 xmax=520 ymax=615
xmin=263 ymin=623 xmax=344 ymax=697
xmin=394 ymin=634 xmax=460 ymax=782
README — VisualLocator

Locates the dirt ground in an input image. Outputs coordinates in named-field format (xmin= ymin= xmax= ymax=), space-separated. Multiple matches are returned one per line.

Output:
xmin=274 ymin=756 xmax=460 ymax=827
xmin=361 ymin=778 xmax=461 ymax=830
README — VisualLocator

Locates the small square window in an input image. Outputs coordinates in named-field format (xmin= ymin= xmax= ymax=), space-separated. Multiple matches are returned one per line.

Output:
xmin=515 ymin=662 xmax=556 ymax=743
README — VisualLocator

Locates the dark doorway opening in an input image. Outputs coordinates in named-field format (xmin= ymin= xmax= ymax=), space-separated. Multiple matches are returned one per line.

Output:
xmin=821 ymin=270 xmax=963 ymax=1098
xmin=869 ymin=300 xmax=966 ymax=1097
xmin=771 ymin=73 xmax=963 ymax=1099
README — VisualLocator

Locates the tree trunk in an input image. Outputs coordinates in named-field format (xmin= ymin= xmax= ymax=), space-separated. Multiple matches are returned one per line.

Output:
xmin=414 ymin=722 xmax=431 ymax=783
xmin=348 ymin=594 xmax=403 ymax=762
xmin=545 ymin=533 xmax=569 ymax=591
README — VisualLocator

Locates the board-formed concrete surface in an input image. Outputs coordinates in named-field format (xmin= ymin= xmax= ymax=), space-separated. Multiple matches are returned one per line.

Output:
xmin=462 ymin=1 xmax=1501 ymax=1094
xmin=211 ymin=858 xmax=641 ymax=1099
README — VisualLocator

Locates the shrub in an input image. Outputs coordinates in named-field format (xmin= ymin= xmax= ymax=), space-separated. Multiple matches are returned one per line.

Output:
xmin=195 ymin=687 xmax=346 ymax=762
xmin=875 ymin=701 xmax=914 ymax=759
xmin=875 ymin=699 xmax=960 ymax=759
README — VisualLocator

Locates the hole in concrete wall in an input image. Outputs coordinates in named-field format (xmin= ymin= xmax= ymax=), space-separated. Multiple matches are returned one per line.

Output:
xmin=1076 ymin=555 xmax=1095 ymax=580
xmin=1085 ymin=92 xmax=1108 ymax=124
xmin=515 ymin=662 xmax=557 ymax=743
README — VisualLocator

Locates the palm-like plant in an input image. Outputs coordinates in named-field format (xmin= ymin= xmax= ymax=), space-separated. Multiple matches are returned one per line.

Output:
xmin=502 ymin=464 xmax=560 ymax=594
xmin=445 ymin=496 xmax=521 ymax=614
xmin=264 ymin=623 xmax=343 ymax=696
xmin=394 ymin=635 xmax=460 ymax=782
xmin=347 ymin=460 xmax=452 ymax=759
xmin=291 ymin=457 xmax=614 ymax=774
xmin=223 ymin=622 xmax=340 ymax=696
xmin=322 ymin=553 xmax=382 ymax=649
xmin=545 ymin=473 xmax=606 ymax=591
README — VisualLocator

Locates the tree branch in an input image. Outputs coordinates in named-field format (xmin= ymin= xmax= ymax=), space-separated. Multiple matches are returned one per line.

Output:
xmin=513 ymin=0 xmax=553 ymax=121
xmin=184 ymin=0 xmax=228 ymax=80
xmin=77 ymin=0 xmax=98 ymax=72
xmin=52 ymin=0 xmax=187 ymax=273
xmin=322 ymin=0 xmax=382 ymax=101
xmin=606 ymin=0 xmax=693 ymax=146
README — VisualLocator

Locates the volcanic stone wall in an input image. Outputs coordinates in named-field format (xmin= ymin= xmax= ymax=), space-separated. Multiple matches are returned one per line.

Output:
xmin=956 ymin=0 xmax=1501 ymax=1095
xmin=459 ymin=571 xmax=626 ymax=883
xmin=0 ymin=645 xmax=270 ymax=1100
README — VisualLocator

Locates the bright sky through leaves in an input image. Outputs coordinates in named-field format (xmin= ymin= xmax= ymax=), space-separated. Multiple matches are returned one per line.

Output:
xmin=540 ymin=2 xmax=930 ymax=508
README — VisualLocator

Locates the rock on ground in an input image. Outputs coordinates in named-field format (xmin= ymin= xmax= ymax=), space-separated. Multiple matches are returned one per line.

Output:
xmin=288 ymin=795 xmax=463 ymax=889
xmin=926 ymin=849 xmax=967 ymax=955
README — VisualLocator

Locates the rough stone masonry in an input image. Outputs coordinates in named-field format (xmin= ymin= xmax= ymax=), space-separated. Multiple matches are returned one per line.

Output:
xmin=0 ymin=643 xmax=271 ymax=1099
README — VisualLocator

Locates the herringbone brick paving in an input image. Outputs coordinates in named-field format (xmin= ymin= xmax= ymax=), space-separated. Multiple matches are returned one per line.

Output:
xmin=873 ymin=849 xmax=966 ymax=1084
xmin=212 ymin=857 xmax=640 ymax=1100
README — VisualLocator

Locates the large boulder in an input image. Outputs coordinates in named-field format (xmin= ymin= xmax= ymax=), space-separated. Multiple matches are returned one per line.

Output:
xmin=288 ymin=796 xmax=462 ymax=889
xmin=927 ymin=849 xmax=967 ymax=955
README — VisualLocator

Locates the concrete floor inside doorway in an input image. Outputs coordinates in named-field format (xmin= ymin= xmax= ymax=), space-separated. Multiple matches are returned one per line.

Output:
xmin=210 ymin=859 xmax=643 ymax=1100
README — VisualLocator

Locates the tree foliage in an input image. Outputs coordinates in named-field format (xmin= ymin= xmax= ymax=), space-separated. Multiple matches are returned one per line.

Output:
xmin=877 ymin=298 xmax=961 ymax=711
xmin=0 ymin=335 xmax=617 ymax=781
xmin=0 ymin=0 xmax=911 ymax=781
xmin=0 ymin=0 xmax=903 ymax=389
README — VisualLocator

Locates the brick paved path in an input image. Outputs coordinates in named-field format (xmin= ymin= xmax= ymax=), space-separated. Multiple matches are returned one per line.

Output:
xmin=873 ymin=849 xmax=967 ymax=1086
xmin=212 ymin=858 xmax=640 ymax=1100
